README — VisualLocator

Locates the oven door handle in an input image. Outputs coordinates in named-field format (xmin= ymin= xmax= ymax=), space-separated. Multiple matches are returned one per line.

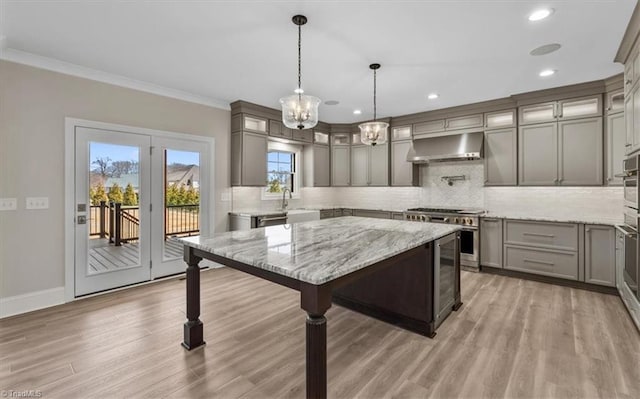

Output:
xmin=615 ymin=224 xmax=637 ymax=238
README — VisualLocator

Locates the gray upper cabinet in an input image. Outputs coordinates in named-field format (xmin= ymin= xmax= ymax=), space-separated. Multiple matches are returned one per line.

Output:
xmin=633 ymin=84 xmax=640 ymax=153
xmin=484 ymin=109 xmax=516 ymax=129
xmin=304 ymin=144 xmax=330 ymax=187
xmin=606 ymin=90 xmax=624 ymax=115
xmin=231 ymin=131 xmax=268 ymax=186
xmin=351 ymin=144 xmax=389 ymax=186
xmin=518 ymin=122 xmax=558 ymax=185
xmin=291 ymin=128 xmax=313 ymax=144
xmin=232 ymin=114 xmax=268 ymax=135
xmin=331 ymin=146 xmax=350 ymax=186
xmin=446 ymin=113 xmax=484 ymax=130
xmin=625 ymin=52 xmax=636 ymax=96
xmin=584 ymin=225 xmax=616 ymax=287
xmin=519 ymin=102 xmax=557 ymax=125
xmin=370 ymin=143 xmax=389 ymax=186
xmin=269 ymin=120 xmax=293 ymax=139
xmin=391 ymin=126 xmax=412 ymax=141
xmin=484 ymin=128 xmax=517 ymax=186
xmin=413 ymin=113 xmax=483 ymax=138
xmin=314 ymin=131 xmax=329 ymax=145
xmin=558 ymin=117 xmax=603 ymax=186
xmin=351 ymin=145 xmax=369 ymax=186
xmin=625 ymin=87 xmax=635 ymax=153
xmin=519 ymin=95 xmax=602 ymax=126
xmin=413 ymin=119 xmax=446 ymax=136
xmin=480 ymin=218 xmax=503 ymax=269
xmin=391 ymin=140 xmax=418 ymax=186
xmin=606 ymin=112 xmax=625 ymax=186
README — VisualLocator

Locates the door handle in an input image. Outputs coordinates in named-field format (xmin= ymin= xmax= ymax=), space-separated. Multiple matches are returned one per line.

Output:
xmin=523 ymin=232 xmax=555 ymax=238
xmin=524 ymin=258 xmax=555 ymax=266
xmin=76 ymin=215 xmax=87 ymax=225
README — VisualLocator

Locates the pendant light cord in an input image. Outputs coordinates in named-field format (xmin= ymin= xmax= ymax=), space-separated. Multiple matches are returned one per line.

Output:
xmin=298 ymin=23 xmax=302 ymax=99
xmin=373 ymin=68 xmax=377 ymax=121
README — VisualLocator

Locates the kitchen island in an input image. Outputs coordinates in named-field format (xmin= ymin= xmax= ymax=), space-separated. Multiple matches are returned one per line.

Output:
xmin=180 ymin=217 xmax=461 ymax=399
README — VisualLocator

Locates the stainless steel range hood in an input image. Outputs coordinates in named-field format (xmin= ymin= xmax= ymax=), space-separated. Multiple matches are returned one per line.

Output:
xmin=406 ymin=132 xmax=484 ymax=164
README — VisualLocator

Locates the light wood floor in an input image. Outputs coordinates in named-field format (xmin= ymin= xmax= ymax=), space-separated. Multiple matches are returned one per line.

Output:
xmin=1 ymin=269 xmax=639 ymax=398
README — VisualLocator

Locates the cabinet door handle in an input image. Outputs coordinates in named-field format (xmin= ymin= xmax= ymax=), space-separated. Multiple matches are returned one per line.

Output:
xmin=626 ymin=79 xmax=633 ymax=85
xmin=586 ymin=228 xmax=591 ymax=233
xmin=523 ymin=232 xmax=555 ymax=238
xmin=483 ymin=218 xmax=500 ymax=223
xmin=524 ymin=258 xmax=555 ymax=266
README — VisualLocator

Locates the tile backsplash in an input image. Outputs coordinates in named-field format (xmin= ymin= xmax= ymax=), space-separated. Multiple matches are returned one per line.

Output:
xmin=231 ymin=161 xmax=623 ymax=220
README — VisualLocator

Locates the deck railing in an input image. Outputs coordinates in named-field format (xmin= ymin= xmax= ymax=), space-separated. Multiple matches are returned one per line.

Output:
xmin=90 ymin=201 xmax=200 ymax=244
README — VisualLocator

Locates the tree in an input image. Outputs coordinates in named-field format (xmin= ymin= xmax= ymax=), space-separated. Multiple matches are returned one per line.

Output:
xmin=92 ymin=157 xmax=112 ymax=177
xmin=177 ymin=185 xmax=187 ymax=205
xmin=123 ymin=183 xmax=137 ymax=206
xmin=90 ymin=183 xmax=108 ymax=205
xmin=185 ymin=186 xmax=199 ymax=205
xmin=108 ymin=183 xmax=124 ymax=203
xmin=267 ymin=178 xmax=282 ymax=193
xmin=166 ymin=184 xmax=179 ymax=206
xmin=111 ymin=160 xmax=138 ymax=177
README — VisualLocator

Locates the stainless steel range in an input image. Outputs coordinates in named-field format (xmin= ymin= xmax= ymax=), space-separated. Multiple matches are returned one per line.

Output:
xmin=404 ymin=207 xmax=484 ymax=270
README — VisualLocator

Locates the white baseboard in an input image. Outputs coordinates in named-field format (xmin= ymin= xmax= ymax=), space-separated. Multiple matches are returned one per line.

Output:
xmin=0 ymin=287 xmax=65 ymax=319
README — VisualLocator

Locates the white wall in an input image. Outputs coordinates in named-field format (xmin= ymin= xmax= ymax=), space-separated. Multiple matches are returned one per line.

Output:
xmin=0 ymin=60 xmax=231 ymax=300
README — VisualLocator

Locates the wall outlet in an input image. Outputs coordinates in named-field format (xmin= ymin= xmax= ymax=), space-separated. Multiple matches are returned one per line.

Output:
xmin=0 ymin=198 xmax=17 ymax=211
xmin=26 ymin=197 xmax=49 ymax=210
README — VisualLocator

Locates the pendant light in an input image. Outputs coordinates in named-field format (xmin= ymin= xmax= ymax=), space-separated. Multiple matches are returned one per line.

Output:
xmin=279 ymin=15 xmax=320 ymax=130
xmin=359 ymin=63 xmax=388 ymax=146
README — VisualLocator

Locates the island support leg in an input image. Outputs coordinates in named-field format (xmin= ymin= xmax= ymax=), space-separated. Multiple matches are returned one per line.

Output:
xmin=301 ymin=283 xmax=332 ymax=399
xmin=182 ymin=246 xmax=205 ymax=350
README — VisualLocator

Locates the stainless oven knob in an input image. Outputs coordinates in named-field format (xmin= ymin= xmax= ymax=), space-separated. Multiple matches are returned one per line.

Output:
xmin=466 ymin=218 xmax=473 ymax=225
xmin=425 ymin=216 xmax=431 ymax=222
xmin=453 ymin=217 xmax=459 ymax=224
xmin=443 ymin=217 xmax=450 ymax=223
xmin=420 ymin=215 xmax=426 ymax=222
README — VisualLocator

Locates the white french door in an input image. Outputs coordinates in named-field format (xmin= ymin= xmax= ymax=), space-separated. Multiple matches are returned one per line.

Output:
xmin=151 ymin=137 xmax=210 ymax=278
xmin=73 ymin=125 xmax=211 ymax=296
xmin=75 ymin=127 xmax=152 ymax=296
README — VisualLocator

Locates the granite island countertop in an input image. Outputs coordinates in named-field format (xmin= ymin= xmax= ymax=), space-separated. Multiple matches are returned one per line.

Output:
xmin=181 ymin=216 xmax=460 ymax=285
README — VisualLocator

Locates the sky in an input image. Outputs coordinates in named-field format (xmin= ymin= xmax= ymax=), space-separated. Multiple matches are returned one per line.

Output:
xmin=90 ymin=143 xmax=199 ymax=167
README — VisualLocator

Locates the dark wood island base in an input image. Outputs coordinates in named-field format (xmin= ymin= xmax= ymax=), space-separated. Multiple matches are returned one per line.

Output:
xmin=180 ymin=226 xmax=460 ymax=399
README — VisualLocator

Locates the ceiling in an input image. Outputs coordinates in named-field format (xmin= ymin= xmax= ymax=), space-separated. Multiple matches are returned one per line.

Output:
xmin=0 ymin=1 xmax=636 ymax=123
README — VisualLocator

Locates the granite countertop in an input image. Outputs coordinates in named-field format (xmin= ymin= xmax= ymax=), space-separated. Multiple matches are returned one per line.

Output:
xmin=181 ymin=216 xmax=460 ymax=285
xmin=483 ymin=211 xmax=623 ymax=226
xmin=229 ymin=206 xmax=407 ymax=217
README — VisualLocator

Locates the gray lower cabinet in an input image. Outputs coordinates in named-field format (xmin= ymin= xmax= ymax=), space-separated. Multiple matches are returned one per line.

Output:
xmin=480 ymin=218 xmax=503 ymax=268
xmin=484 ymin=128 xmax=517 ymax=186
xmin=331 ymin=146 xmax=350 ymax=186
xmin=391 ymin=140 xmax=419 ymax=186
xmin=303 ymin=144 xmax=330 ymax=187
xmin=519 ymin=122 xmax=558 ymax=185
xmin=231 ymin=132 xmax=268 ymax=186
xmin=391 ymin=212 xmax=405 ymax=220
xmin=503 ymin=219 xmax=579 ymax=280
xmin=353 ymin=209 xmax=392 ymax=219
xmin=351 ymin=144 xmax=389 ymax=186
xmin=606 ymin=112 xmax=625 ymax=185
xmin=320 ymin=209 xmax=335 ymax=219
xmin=558 ymin=117 xmax=603 ymax=186
xmin=584 ymin=225 xmax=616 ymax=287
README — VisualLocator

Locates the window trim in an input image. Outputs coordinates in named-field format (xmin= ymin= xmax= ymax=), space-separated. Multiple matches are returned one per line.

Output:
xmin=262 ymin=141 xmax=301 ymax=200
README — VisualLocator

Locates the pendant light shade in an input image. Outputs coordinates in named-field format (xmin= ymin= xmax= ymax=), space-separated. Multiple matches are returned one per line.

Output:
xmin=279 ymin=15 xmax=320 ymax=130
xmin=359 ymin=63 xmax=388 ymax=146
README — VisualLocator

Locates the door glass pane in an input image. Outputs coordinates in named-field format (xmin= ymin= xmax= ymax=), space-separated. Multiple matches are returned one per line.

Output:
xmin=88 ymin=142 xmax=141 ymax=275
xmin=164 ymin=149 xmax=200 ymax=260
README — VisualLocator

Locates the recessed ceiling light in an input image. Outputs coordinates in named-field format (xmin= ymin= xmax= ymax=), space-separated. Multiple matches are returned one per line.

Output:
xmin=539 ymin=69 xmax=556 ymax=77
xmin=528 ymin=8 xmax=554 ymax=22
xmin=530 ymin=43 xmax=562 ymax=56
xmin=294 ymin=87 xmax=304 ymax=94
xmin=427 ymin=93 xmax=439 ymax=100
xmin=353 ymin=109 xmax=362 ymax=115
xmin=324 ymin=100 xmax=340 ymax=106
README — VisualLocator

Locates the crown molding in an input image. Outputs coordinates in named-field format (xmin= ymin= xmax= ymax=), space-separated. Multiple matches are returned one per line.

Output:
xmin=0 ymin=47 xmax=231 ymax=111
xmin=615 ymin=1 xmax=640 ymax=64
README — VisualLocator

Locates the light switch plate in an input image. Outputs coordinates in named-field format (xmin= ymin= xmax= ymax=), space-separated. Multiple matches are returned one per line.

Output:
xmin=26 ymin=197 xmax=49 ymax=210
xmin=0 ymin=198 xmax=17 ymax=211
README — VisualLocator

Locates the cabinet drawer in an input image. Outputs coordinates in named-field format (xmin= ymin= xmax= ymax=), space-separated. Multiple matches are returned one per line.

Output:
xmin=504 ymin=220 xmax=578 ymax=252
xmin=504 ymin=245 xmax=578 ymax=280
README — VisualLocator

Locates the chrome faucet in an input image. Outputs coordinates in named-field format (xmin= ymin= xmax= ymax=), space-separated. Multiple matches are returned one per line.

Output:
xmin=282 ymin=187 xmax=292 ymax=210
